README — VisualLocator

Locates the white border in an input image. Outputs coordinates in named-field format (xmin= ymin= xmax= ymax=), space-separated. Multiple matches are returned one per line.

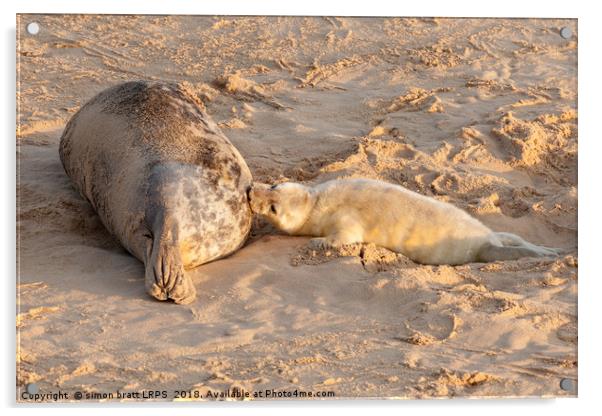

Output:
xmin=3 ymin=1 xmax=600 ymax=415
xmin=7 ymin=0 xmax=582 ymax=17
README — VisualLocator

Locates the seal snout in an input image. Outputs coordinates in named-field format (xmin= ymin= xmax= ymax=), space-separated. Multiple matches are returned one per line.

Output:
xmin=247 ymin=183 xmax=272 ymax=214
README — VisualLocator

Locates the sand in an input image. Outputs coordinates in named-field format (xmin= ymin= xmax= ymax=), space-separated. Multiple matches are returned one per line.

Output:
xmin=16 ymin=15 xmax=577 ymax=400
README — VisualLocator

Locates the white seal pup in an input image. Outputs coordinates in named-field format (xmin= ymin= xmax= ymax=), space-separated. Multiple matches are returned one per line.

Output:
xmin=59 ymin=81 xmax=253 ymax=304
xmin=248 ymin=178 xmax=559 ymax=265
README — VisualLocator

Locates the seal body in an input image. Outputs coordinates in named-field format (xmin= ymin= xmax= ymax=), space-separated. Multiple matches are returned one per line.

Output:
xmin=248 ymin=178 xmax=559 ymax=265
xmin=59 ymin=81 xmax=253 ymax=303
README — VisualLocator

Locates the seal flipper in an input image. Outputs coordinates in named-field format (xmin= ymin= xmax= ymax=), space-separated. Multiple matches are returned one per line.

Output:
xmin=144 ymin=212 xmax=197 ymax=304
xmin=144 ymin=238 xmax=168 ymax=301
xmin=495 ymin=232 xmax=561 ymax=254
xmin=477 ymin=240 xmax=559 ymax=262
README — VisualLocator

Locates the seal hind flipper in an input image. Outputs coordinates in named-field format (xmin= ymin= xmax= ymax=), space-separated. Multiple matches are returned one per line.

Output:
xmin=494 ymin=232 xmax=561 ymax=255
xmin=144 ymin=238 xmax=168 ymax=301
xmin=144 ymin=212 xmax=196 ymax=304
xmin=477 ymin=241 xmax=558 ymax=262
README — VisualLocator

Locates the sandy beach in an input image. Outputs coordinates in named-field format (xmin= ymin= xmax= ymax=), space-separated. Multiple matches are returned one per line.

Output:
xmin=17 ymin=15 xmax=577 ymax=400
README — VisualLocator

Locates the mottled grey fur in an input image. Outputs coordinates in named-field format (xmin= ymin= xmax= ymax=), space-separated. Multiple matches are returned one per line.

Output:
xmin=59 ymin=81 xmax=252 ymax=304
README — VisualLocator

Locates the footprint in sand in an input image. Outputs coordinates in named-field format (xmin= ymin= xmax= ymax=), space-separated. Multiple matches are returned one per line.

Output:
xmin=397 ymin=313 xmax=462 ymax=346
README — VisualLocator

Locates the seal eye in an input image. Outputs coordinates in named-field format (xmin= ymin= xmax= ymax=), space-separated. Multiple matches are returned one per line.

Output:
xmin=270 ymin=184 xmax=278 ymax=190
xmin=270 ymin=204 xmax=277 ymax=214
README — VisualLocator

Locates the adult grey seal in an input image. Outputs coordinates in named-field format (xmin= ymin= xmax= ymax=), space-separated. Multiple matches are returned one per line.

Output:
xmin=59 ymin=81 xmax=253 ymax=304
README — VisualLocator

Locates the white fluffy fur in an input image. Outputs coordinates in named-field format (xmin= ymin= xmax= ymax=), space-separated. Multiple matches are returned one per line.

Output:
xmin=249 ymin=178 xmax=558 ymax=265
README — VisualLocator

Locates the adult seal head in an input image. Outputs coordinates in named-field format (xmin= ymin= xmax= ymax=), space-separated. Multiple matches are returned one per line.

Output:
xmin=59 ymin=81 xmax=253 ymax=304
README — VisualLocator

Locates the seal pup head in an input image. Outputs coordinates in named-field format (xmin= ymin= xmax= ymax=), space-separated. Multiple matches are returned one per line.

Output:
xmin=248 ymin=182 xmax=315 ymax=234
